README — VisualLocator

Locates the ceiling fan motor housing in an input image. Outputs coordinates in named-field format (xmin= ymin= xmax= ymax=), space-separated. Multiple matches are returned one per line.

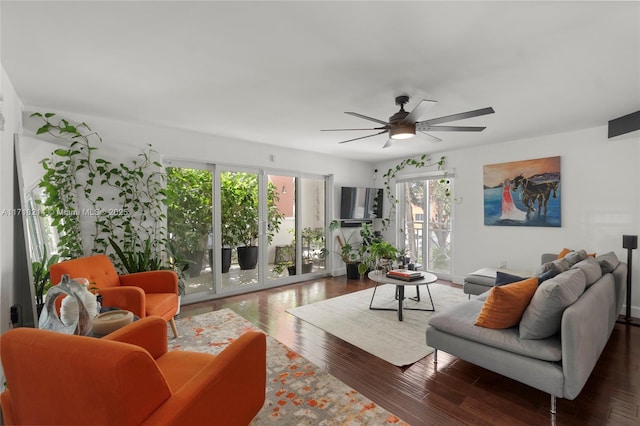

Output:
xmin=390 ymin=122 xmax=415 ymax=139
xmin=390 ymin=96 xmax=415 ymax=139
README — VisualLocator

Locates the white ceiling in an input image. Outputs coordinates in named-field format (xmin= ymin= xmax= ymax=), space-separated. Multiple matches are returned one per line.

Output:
xmin=2 ymin=1 xmax=639 ymax=162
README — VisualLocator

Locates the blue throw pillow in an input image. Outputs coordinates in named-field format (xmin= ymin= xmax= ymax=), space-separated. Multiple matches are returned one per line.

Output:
xmin=495 ymin=271 xmax=525 ymax=286
xmin=537 ymin=269 xmax=558 ymax=284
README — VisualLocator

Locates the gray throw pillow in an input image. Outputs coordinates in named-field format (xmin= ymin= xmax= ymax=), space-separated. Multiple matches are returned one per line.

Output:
xmin=595 ymin=251 xmax=620 ymax=274
xmin=519 ymin=268 xmax=586 ymax=339
xmin=535 ymin=257 xmax=571 ymax=276
xmin=571 ymin=257 xmax=602 ymax=288
xmin=564 ymin=249 xmax=588 ymax=267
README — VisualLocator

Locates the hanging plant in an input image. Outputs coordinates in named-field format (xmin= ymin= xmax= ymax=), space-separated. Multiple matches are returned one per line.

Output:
xmin=381 ymin=154 xmax=447 ymax=231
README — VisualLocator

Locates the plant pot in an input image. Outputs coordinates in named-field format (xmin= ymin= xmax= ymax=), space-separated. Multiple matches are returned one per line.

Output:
xmin=222 ymin=247 xmax=232 ymax=273
xmin=288 ymin=262 xmax=314 ymax=275
xmin=188 ymin=253 xmax=204 ymax=278
xmin=346 ymin=263 xmax=361 ymax=280
xmin=237 ymin=245 xmax=258 ymax=270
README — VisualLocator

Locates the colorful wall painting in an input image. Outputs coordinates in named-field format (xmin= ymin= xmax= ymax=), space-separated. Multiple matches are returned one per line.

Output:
xmin=483 ymin=156 xmax=561 ymax=227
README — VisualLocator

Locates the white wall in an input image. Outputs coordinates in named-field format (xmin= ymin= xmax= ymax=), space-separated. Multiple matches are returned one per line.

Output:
xmin=16 ymin=109 xmax=640 ymax=317
xmin=21 ymin=109 xmax=376 ymax=198
xmin=375 ymin=125 xmax=640 ymax=316
xmin=1 ymin=64 xmax=25 ymax=335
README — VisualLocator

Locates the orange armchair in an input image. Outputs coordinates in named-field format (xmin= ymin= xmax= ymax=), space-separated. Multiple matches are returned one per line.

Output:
xmin=50 ymin=254 xmax=181 ymax=337
xmin=0 ymin=316 xmax=267 ymax=425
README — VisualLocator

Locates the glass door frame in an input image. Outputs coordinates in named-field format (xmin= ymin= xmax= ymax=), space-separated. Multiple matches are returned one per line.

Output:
xmin=396 ymin=171 xmax=454 ymax=281
xmin=166 ymin=159 xmax=333 ymax=303
xmin=164 ymin=159 xmax=216 ymax=306
xmin=263 ymin=169 xmax=332 ymax=283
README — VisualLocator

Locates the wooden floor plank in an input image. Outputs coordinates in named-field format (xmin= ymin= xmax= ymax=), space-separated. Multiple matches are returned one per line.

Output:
xmin=179 ymin=276 xmax=640 ymax=425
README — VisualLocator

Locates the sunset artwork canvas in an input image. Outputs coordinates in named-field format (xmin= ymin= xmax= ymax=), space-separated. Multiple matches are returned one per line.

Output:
xmin=483 ymin=156 xmax=561 ymax=227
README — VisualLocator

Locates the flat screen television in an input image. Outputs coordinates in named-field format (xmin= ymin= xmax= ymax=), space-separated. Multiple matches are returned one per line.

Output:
xmin=340 ymin=187 xmax=383 ymax=221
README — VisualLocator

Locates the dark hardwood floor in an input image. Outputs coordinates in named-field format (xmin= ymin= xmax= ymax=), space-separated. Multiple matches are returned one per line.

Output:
xmin=179 ymin=276 xmax=640 ymax=426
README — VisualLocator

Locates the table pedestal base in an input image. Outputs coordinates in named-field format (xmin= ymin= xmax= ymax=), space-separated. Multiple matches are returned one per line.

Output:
xmin=369 ymin=283 xmax=435 ymax=321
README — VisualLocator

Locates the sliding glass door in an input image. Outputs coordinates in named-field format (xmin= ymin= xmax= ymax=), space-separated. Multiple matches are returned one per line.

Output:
xmin=168 ymin=161 xmax=329 ymax=303
xmin=166 ymin=164 xmax=214 ymax=298
xmin=397 ymin=175 xmax=452 ymax=278
xmin=268 ymin=174 xmax=327 ymax=280
xmin=219 ymin=169 xmax=261 ymax=290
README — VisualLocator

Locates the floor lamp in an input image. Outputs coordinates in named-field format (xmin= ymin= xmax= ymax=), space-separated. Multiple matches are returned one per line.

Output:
xmin=622 ymin=235 xmax=638 ymax=326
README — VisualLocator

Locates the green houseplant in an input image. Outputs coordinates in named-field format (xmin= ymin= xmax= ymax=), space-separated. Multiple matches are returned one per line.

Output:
xmin=221 ymin=172 xmax=285 ymax=270
xmin=326 ymin=220 xmax=373 ymax=279
xmin=275 ymin=227 xmax=323 ymax=276
xmin=32 ymin=113 xmax=178 ymax=293
xmin=364 ymin=239 xmax=399 ymax=274
xmin=381 ymin=154 xmax=447 ymax=231
xmin=166 ymin=167 xmax=212 ymax=277
xmin=32 ymin=246 xmax=60 ymax=316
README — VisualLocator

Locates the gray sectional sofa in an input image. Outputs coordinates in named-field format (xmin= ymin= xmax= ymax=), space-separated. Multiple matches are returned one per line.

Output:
xmin=426 ymin=251 xmax=627 ymax=414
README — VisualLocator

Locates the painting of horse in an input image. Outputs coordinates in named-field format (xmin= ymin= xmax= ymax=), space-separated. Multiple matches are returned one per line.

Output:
xmin=483 ymin=156 xmax=561 ymax=227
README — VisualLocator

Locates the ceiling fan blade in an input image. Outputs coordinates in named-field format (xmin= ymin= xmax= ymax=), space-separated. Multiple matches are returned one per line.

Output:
xmin=382 ymin=139 xmax=393 ymax=149
xmin=417 ymin=124 xmax=487 ymax=132
xmin=421 ymin=107 xmax=495 ymax=126
xmin=338 ymin=130 xmax=388 ymax=144
xmin=345 ymin=112 xmax=389 ymax=126
xmin=418 ymin=131 xmax=443 ymax=143
xmin=403 ymin=99 xmax=437 ymax=124
xmin=321 ymin=126 xmax=387 ymax=132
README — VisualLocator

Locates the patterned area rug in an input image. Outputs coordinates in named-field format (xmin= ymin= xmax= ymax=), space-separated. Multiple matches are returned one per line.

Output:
xmin=170 ymin=309 xmax=408 ymax=425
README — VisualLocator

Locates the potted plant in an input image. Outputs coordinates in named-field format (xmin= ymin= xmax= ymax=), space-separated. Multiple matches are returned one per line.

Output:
xmin=166 ymin=167 xmax=213 ymax=277
xmin=326 ymin=220 xmax=373 ymax=279
xmin=110 ymin=238 xmax=188 ymax=296
xmin=272 ymin=243 xmax=294 ymax=276
xmin=366 ymin=240 xmax=399 ymax=274
xmin=220 ymin=172 xmax=243 ymax=273
xmin=226 ymin=172 xmax=285 ymax=270
xmin=32 ymin=246 xmax=60 ymax=317
xmin=302 ymin=227 xmax=325 ymax=268
xmin=273 ymin=227 xmax=321 ymax=276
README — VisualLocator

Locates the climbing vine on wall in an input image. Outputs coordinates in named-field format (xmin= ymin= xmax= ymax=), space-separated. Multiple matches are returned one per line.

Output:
xmin=381 ymin=154 xmax=447 ymax=231
xmin=32 ymin=112 xmax=167 ymax=267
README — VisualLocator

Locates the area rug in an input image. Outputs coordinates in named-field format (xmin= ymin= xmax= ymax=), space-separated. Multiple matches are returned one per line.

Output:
xmin=287 ymin=283 xmax=467 ymax=366
xmin=170 ymin=309 xmax=408 ymax=425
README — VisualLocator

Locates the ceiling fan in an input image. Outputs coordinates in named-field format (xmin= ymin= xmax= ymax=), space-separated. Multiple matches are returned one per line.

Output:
xmin=322 ymin=95 xmax=495 ymax=148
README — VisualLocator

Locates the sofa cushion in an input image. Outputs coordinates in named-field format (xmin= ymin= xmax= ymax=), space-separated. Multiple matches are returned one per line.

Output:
xmin=571 ymin=257 xmax=602 ymax=288
xmin=519 ymin=268 xmax=587 ymax=339
xmin=595 ymin=251 xmax=620 ymax=274
xmin=475 ymin=277 xmax=539 ymax=329
xmin=429 ymin=300 xmax=562 ymax=362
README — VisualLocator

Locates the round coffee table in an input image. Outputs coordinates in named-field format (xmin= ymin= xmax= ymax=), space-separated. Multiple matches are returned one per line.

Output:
xmin=367 ymin=270 xmax=438 ymax=321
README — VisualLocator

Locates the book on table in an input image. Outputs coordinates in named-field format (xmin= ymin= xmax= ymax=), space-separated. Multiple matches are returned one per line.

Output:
xmin=386 ymin=269 xmax=423 ymax=281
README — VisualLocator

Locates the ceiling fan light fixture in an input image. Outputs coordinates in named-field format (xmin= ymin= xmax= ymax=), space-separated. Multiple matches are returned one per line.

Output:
xmin=390 ymin=123 xmax=415 ymax=140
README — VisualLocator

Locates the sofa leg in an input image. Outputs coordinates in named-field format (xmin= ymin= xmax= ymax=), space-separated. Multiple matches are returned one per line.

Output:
xmin=550 ymin=394 xmax=556 ymax=414
xmin=434 ymin=349 xmax=438 ymax=364
xmin=169 ymin=318 xmax=179 ymax=338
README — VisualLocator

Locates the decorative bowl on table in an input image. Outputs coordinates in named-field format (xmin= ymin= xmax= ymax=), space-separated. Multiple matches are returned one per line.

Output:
xmin=91 ymin=310 xmax=134 ymax=336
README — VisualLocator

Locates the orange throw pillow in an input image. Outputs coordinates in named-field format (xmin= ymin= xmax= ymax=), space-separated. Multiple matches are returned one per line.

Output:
xmin=475 ymin=276 xmax=539 ymax=329
xmin=557 ymin=248 xmax=572 ymax=259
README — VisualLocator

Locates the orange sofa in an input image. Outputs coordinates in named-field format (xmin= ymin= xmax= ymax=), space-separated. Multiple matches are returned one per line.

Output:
xmin=0 ymin=316 xmax=267 ymax=425
xmin=50 ymin=254 xmax=180 ymax=337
